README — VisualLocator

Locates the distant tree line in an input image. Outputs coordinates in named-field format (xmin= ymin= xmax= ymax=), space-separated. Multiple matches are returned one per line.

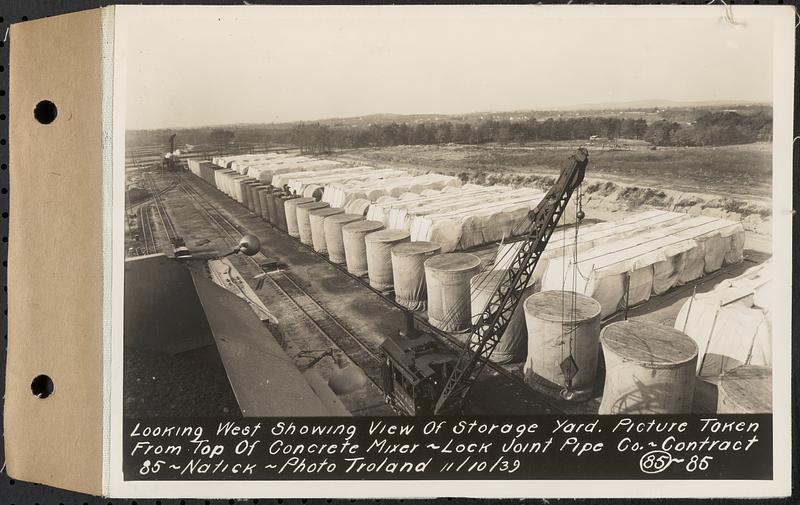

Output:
xmin=126 ymin=109 xmax=772 ymax=153
xmin=644 ymin=111 xmax=772 ymax=147
xmin=283 ymin=111 xmax=771 ymax=153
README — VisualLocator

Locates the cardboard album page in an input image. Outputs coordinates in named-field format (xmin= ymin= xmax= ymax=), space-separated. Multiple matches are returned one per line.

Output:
xmin=6 ymin=4 xmax=795 ymax=499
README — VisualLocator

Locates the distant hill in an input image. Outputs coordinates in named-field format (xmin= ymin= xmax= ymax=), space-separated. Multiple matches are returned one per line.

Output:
xmin=128 ymin=101 xmax=772 ymax=143
xmin=558 ymin=98 xmax=770 ymax=111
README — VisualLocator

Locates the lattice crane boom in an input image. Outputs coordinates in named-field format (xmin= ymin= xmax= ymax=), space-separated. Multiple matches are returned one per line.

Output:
xmin=433 ymin=148 xmax=589 ymax=415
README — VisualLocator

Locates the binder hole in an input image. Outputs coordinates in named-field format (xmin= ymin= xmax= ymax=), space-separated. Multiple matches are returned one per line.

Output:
xmin=34 ymin=100 xmax=58 ymax=124
xmin=31 ymin=375 xmax=54 ymax=398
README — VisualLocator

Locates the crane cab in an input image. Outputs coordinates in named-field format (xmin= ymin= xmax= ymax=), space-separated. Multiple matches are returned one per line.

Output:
xmin=379 ymin=332 xmax=459 ymax=416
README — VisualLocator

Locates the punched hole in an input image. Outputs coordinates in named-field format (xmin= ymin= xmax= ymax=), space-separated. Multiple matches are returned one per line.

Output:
xmin=34 ymin=100 xmax=57 ymax=124
xmin=31 ymin=375 xmax=54 ymax=398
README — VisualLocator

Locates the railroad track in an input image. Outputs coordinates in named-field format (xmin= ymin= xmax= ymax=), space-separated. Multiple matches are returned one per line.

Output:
xmin=177 ymin=173 xmax=385 ymax=391
xmin=269 ymin=270 xmax=383 ymax=385
xmin=132 ymin=171 xmax=183 ymax=257
xmin=144 ymin=171 xmax=180 ymax=243
xmin=138 ymin=205 xmax=157 ymax=255
xmin=180 ymin=179 xmax=244 ymax=239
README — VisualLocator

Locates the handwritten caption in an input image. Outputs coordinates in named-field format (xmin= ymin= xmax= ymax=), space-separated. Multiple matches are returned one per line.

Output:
xmin=123 ymin=415 xmax=771 ymax=480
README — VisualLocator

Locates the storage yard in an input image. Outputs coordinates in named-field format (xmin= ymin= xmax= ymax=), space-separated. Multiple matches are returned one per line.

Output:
xmin=123 ymin=148 xmax=772 ymax=418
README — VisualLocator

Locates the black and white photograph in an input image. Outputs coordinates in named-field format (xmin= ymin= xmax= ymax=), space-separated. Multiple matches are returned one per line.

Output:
xmin=107 ymin=4 xmax=793 ymax=498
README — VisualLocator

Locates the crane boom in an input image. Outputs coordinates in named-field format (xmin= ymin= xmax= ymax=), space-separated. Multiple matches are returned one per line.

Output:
xmin=433 ymin=148 xmax=589 ymax=414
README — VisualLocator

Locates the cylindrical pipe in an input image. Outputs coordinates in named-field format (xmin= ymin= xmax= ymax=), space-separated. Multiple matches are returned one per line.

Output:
xmin=266 ymin=190 xmax=280 ymax=224
xmin=391 ymin=241 xmax=441 ymax=310
xmin=284 ymin=197 xmax=315 ymax=238
xmin=523 ymin=291 xmax=601 ymax=399
xmin=324 ymin=213 xmax=365 ymax=264
xmin=342 ymin=220 xmax=384 ymax=276
xmin=250 ymin=184 xmax=269 ymax=216
xmin=717 ymin=365 xmax=772 ymax=413
xmin=297 ymin=201 xmax=330 ymax=245
xmin=364 ymin=230 xmax=411 ymax=291
xmin=276 ymin=195 xmax=297 ymax=232
xmin=241 ymin=179 xmax=258 ymax=209
xmin=599 ymin=320 xmax=698 ymax=414
xmin=424 ymin=253 xmax=481 ymax=332
xmin=257 ymin=187 xmax=272 ymax=222
xmin=471 ymin=270 xmax=537 ymax=364
xmin=310 ymin=207 xmax=345 ymax=253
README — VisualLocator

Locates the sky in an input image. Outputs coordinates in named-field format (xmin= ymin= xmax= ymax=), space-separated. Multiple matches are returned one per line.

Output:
xmin=120 ymin=5 xmax=779 ymax=130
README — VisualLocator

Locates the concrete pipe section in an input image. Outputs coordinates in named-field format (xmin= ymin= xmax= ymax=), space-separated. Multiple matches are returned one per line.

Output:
xmin=470 ymin=269 xmax=537 ymax=364
xmin=424 ymin=252 xmax=481 ymax=332
xmin=324 ymin=213 xmax=365 ymax=264
xmin=341 ymin=220 xmax=384 ymax=276
xmin=523 ymin=290 xmax=601 ymax=400
xmin=598 ymin=320 xmax=698 ymax=414
xmin=391 ymin=241 xmax=441 ymax=310
xmin=309 ymin=207 xmax=345 ymax=253
xmin=296 ymin=201 xmax=330 ymax=246
xmin=284 ymin=197 xmax=315 ymax=238
xmin=364 ymin=229 xmax=411 ymax=291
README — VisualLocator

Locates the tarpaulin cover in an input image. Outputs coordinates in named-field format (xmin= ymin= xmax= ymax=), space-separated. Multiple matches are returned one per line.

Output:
xmin=470 ymin=269 xmax=536 ymax=364
xmin=364 ymin=230 xmax=411 ymax=290
xmin=309 ymin=207 xmax=345 ymax=253
xmin=324 ymin=213 xmax=365 ymax=264
xmin=542 ymin=216 xmax=745 ymax=318
xmin=391 ymin=241 xmax=442 ymax=310
xmin=675 ymin=261 xmax=771 ymax=376
xmin=365 ymin=184 xmax=496 ymax=225
xmin=288 ymin=168 xmax=406 ymax=197
xmin=244 ymin=159 xmax=342 ymax=184
xmin=213 ymin=153 xmax=298 ymax=170
xmin=495 ymin=210 xmax=691 ymax=289
xmin=425 ymin=253 xmax=482 ymax=332
xmin=284 ymin=197 xmax=315 ymax=237
xmin=342 ymin=220 xmax=384 ymax=276
xmin=410 ymin=191 xmax=548 ymax=252
xmin=323 ymin=174 xmax=461 ymax=209
xmin=385 ymin=187 xmax=527 ymax=232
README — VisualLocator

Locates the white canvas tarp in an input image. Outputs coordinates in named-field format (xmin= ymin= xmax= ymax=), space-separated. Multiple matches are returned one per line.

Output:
xmin=494 ymin=210 xmax=692 ymax=288
xmin=363 ymin=186 xmax=495 ymax=225
xmin=675 ymin=261 xmax=771 ymax=376
xmin=229 ymin=153 xmax=297 ymax=174
xmin=323 ymin=174 xmax=461 ymax=209
xmin=252 ymin=159 xmax=344 ymax=185
xmin=409 ymin=192 xmax=548 ymax=252
xmin=380 ymin=186 xmax=526 ymax=231
xmin=215 ymin=153 xmax=298 ymax=170
xmin=273 ymin=166 xmax=359 ymax=190
xmin=289 ymin=168 xmax=407 ymax=197
xmin=541 ymin=216 xmax=745 ymax=318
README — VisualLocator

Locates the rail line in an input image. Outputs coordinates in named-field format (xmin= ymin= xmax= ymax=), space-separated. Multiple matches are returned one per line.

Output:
xmin=177 ymin=174 xmax=385 ymax=391
xmin=138 ymin=205 xmax=157 ymax=255
xmin=144 ymin=171 xmax=179 ymax=243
